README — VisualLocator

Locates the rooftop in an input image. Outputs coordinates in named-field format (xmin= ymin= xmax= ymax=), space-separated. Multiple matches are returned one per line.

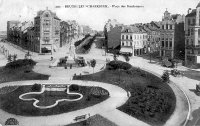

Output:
xmin=121 ymin=25 xmax=141 ymax=33
xmin=197 ymin=2 xmax=200 ymax=8
xmin=186 ymin=9 xmax=196 ymax=17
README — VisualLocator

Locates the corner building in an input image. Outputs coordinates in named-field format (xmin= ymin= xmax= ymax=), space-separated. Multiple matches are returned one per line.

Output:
xmin=34 ymin=8 xmax=60 ymax=54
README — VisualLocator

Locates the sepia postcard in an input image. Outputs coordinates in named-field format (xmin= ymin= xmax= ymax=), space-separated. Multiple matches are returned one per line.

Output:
xmin=0 ymin=0 xmax=200 ymax=126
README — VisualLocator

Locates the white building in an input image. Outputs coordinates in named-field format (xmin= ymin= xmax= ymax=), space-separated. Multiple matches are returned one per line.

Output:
xmin=120 ymin=25 xmax=148 ymax=56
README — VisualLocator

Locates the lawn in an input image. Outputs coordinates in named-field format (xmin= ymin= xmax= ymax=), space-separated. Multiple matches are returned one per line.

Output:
xmin=73 ymin=60 xmax=176 ymax=125
xmin=0 ymin=85 xmax=109 ymax=116
xmin=0 ymin=59 xmax=49 ymax=83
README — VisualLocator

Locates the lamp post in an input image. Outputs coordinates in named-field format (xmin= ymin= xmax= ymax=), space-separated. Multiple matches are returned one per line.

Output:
xmin=148 ymin=46 xmax=152 ymax=63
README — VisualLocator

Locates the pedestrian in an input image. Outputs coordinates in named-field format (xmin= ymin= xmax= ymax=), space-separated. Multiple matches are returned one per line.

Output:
xmin=51 ymin=56 xmax=53 ymax=61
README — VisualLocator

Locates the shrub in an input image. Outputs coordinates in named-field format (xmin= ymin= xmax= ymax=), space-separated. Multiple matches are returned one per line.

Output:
xmin=31 ymin=83 xmax=42 ymax=92
xmin=69 ymin=84 xmax=79 ymax=92
xmin=161 ymin=71 xmax=170 ymax=83
xmin=5 ymin=59 xmax=36 ymax=69
xmin=90 ymin=59 xmax=96 ymax=73
xmin=89 ymin=87 xmax=109 ymax=98
xmin=106 ymin=61 xmax=132 ymax=70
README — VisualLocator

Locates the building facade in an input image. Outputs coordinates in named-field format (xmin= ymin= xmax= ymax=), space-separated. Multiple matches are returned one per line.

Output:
xmin=143 ymin=22 xmax=161 ymax=54
xmin=7 ymin=21 xmax=34 ymax=50
xmin=120 ymin=25 xmax=148 ymax=56
xmin=160 ymin=10 xmax=185 ymax=60
xmin=185 ymin=3 xmax=200 ymax=65
xmin=34 ymin=8 xmax=60 ymax=54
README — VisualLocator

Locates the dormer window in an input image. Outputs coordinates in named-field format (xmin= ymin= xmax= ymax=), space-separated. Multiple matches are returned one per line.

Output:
xmin=45 ymin=13 xmax=49 ymax=17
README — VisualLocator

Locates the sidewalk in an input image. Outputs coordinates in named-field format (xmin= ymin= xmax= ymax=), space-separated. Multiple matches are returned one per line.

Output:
xmin=100 ymin=109 xmax=149 ymax=126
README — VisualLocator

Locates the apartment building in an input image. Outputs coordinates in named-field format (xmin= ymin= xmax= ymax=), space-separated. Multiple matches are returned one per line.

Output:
xmin=120 ymin=25 xmax=148 ymax=56
xmin=185 ymin=3 xmax=200 ymax=65
xmin=34 ymin=8 xmax=60 ymax=54
xmin=160 ymin=9 xmax=185 ymax=60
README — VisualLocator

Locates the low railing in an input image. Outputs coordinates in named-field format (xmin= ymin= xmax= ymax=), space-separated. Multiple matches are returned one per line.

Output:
xmin=185 ymin=45 xmax=200 ymax=49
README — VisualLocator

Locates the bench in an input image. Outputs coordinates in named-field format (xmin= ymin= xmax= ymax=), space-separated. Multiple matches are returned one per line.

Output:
xmin=74 ymin=115 xmax=86 ymax=121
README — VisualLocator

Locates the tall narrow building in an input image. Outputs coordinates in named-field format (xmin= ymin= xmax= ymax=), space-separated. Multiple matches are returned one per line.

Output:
xmin=34 ymin=8 xmax=60 ymax=54
xmin=160 ymin=9 xmax=185 ymax=60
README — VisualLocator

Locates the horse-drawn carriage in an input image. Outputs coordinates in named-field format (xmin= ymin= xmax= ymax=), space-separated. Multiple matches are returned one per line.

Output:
xmin=171 ymin=69 xmax=182 ymax=77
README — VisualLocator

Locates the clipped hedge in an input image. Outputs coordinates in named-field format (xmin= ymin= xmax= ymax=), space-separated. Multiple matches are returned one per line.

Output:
xmin=106 ymin=60 xmax=132 ymax=70
xmin=31 ymin=83 xmax=42 ymax=92
xmin=5 ymin=59 xmax=36 ymax=69
xmin=74 ymin=34 xmax=91 ymax=47
xmin=69 ymin=84 xmax=80 ymax=92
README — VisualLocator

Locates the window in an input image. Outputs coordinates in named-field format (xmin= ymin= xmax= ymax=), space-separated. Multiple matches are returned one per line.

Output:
xmin=44 ymin=33 xmax=49 ymax=36
xmin=169 ymin=41 xmax=172 ymax=47
xmin=130 ymin=42 xmax=132 ymax=46
xmin=191 ymin=28 xmax=194 ymax=35
xmin=166 ymin=24 xmax=168 ymax=30
xmin=162 ymin=25 xmax=164 ymax=29
xmin=162 ymin=41 xmax=164 ymax=47
xmin=170 ymin=25 xmax=172 ymax=30
xmin=130 ymin=35 xmax=132 ymax=40
xmin=45 ymin=13 xmax=49 ymax=17
xmin=193 ymin=19 xmax=196 ymax=25
xmin=188 ymin=29 xmax=190 ymax=36
xmin=186 ymin=39 xmax=189 ymax=45
xmin=122 ymin=42 xmax=124 ymax=46
xmin=122 ymin=35 xmax=124 ymax=40
xmin=166 ymin=41 xmax=168 ymax=48
xmin=126 ymin=35 xmax=128 ymax=39
xmin=188 ymin=19 xmax=191 ymax=25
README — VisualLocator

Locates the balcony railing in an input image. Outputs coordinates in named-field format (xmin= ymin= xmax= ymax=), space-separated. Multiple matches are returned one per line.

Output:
xmin=185 ymin=45 xmax=200 ymax=49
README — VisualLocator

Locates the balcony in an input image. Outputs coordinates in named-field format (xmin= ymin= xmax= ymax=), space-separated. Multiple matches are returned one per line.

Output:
xmin=185 ymin=45 xmax=200 ymax=49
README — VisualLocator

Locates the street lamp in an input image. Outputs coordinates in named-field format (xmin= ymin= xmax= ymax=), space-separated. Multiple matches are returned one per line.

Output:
xmin=148 ymin=45 xmax=152 ymax=63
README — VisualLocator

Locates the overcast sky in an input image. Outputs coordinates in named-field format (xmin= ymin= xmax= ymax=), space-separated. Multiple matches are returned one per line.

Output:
xmin=0 ymin=0 xmax=199 ymax=31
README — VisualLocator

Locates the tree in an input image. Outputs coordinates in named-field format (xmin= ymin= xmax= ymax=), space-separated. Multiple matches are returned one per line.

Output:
xmin=113 ymin=53 xmax=117 ymax=61
xmin=13 ymin=54 xmax=17 ymax=61
xmin=7 ymin=54 xmax=12 ymax=63
xmin=161 ymin=71 xmax=170 ymax=83
xmin=90 ymin=59 xmax=96 ymax=73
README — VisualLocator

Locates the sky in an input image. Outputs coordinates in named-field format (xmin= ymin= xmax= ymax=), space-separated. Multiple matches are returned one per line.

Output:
xmin=0 ymin=0 xmax=199 ymax=31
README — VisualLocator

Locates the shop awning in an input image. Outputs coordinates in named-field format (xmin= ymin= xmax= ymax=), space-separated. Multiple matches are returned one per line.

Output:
xmin=120 ymin=47 xmax=133 ymax=53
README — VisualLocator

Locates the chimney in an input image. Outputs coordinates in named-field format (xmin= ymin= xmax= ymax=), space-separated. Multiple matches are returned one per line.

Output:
xmin=188 ymin=8 xmax=192 ymax=14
